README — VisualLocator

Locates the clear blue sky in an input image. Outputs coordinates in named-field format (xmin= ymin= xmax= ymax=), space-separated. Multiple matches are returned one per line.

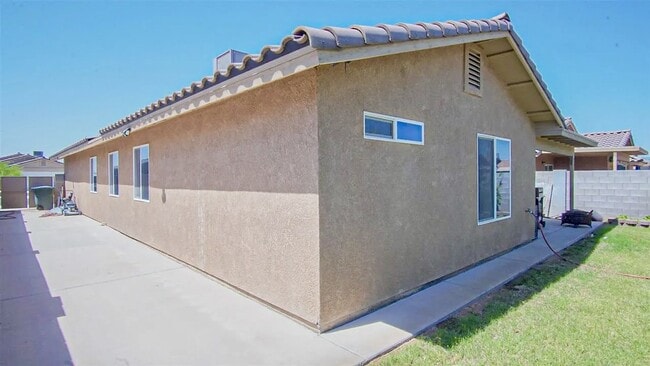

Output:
xmin=1 ymin=1 xmax=648 ymax=157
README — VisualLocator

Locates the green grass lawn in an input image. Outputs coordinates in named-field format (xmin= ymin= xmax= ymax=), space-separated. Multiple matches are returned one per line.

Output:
xmin=374 ymin=225 xmax=650 ymax=365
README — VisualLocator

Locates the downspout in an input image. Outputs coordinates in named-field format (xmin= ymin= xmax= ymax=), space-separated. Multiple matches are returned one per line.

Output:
xmin=569 ymin=154 xmax=575 ymax=210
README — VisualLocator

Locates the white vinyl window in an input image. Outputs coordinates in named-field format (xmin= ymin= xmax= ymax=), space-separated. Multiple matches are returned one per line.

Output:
xmin=89 ymin=156 xmax=97 ymax=193
xmin=108 ymin=151 xmax=119 ymax=196
xmin=363 ymin=112 xmax=424 ymax=145
xmin=133 ymin=144 xmax=149 ymax=201
xmin=477 ymin=134 xmax=511 ymax=224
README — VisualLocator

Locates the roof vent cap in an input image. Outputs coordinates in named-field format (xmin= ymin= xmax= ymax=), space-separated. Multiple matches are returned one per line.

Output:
xmin=213 ymin=49 xmax=248 ymax=74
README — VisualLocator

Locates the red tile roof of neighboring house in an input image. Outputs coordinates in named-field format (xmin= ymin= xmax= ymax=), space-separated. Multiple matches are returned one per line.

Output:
xmin=582 ymin=130 xmax=633 ymax=148
xmin=98 ymin=12 xmax=566 ymax=135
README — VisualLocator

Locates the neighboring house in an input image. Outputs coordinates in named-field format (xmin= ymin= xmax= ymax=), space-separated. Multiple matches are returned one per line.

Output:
xmin=537 ymin=129 xmax=648 ymax=171
xmin=630 ymin=157 xmax=650 ymax=170
xmin=52 ymin=13 xmax=593 ymax=331
xmin=0 ymin=152 xmax=64 ymax=178
xmin=0 ymin=152 xmax=65 ymax=208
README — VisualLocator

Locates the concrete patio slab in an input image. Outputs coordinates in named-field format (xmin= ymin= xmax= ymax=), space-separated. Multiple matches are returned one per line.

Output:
xmin=1 ymin=210 xmax=601 ymax=365
xmin=1 ymin=210 xmax=362 ymax=366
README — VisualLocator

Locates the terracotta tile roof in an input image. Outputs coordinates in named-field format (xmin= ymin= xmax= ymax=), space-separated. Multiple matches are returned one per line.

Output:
xmin=582 ymin=130 xmax=633 ymax=148
xmin=99 ymin=12 xmax=563 ymax=135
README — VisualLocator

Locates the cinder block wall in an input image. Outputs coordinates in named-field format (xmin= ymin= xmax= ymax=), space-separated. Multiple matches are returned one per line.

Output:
xmin=574 ymin=171 xmax=650 ymax=218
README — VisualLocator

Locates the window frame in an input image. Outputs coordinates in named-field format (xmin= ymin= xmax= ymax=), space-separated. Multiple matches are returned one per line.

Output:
xmin=133 ymin=144 xmax=150 ymax=202
xmin=89 ymin=156 xmax=98 ymax=193
xmin=108 ymin=151 xmax=119 ymax=197
xmin=363 ymin=111 xmax=424 ymax=145
xmin=477 ymin=133 xmax=512 ymax=225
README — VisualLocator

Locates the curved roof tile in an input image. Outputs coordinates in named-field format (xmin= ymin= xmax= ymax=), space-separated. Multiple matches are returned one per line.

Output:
xmin=322 ymin=26 xmax=366 ymax=47
xmin=351 ymin=25 xmax=390 ymax=45
xmin=417 ymin=22 xmax=444 ymax=38
xmin=448 ymin=21 xmax=470 ymax=35
xmin=376 ymin=24 xmax=410 ymax=42
xmin=293 ymin=26 xmax=337 ymax=49
xmin=396 ymin=23 xmax=428 ymax=40
xmin=433 ymin=21 xmax=458 ymax=36
xmin=461 ymin=20 xmax=481 ymax=34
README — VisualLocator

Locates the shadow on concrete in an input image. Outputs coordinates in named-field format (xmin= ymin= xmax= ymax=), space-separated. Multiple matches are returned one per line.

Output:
xmin=420 ymin=224 xmax=615 ymax=350
xmin=0 ymin=210 xmax=73 ymax=365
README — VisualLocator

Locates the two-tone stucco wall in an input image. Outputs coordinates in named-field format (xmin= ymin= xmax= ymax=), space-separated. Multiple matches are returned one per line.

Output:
xmin=315 ymin=44 xmax=537 ymax=329
xmin=536 ymin=155 xmax=625 ymax=171
xmin=64 ymin=70 xmax=321 ymax=325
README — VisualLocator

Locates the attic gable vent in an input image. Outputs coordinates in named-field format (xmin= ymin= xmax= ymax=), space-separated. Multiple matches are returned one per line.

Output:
xmin=464 ymin=46 xmax=483 ymax=97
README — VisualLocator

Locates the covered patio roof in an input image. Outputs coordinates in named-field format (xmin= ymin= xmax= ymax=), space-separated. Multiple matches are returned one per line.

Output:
xmin=575 ymin=145 xmax=649 ymax=156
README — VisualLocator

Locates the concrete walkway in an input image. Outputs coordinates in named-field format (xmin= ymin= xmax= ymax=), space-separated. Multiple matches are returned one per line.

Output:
xmin=1 ymin=210 xmax=601 ymax=365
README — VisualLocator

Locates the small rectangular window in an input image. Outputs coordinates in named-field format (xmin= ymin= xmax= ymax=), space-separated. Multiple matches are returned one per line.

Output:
xmin=108 ymin=151 xmax=119 ymax=196
xmin=396 ymin=121 xmax=423 ymax=143
xmin=477 ymin=134 xmax=511 ymax=224
xmin=89 ymin=156 xmax=97 ymax=193
xmin=364 ymin=112 xmax=424 ymax=145
xmin=364 ymin=116 xmax=393 ymax=139
xmin=133 ymin=145 xmax=149 ymax=201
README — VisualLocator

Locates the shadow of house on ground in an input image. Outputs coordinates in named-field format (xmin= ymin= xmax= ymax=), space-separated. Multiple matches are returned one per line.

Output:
xmin=0 ymin=211 xmax=73 ymax=365
xmin=423 ymin=224 xmax=614 ymax=350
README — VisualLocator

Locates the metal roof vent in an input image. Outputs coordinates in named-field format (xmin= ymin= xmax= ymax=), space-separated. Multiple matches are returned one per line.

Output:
xmin=464 ymin=46 xmax=482 ymax=97
xmin=213 ymin=49 xmax=248 ymax=74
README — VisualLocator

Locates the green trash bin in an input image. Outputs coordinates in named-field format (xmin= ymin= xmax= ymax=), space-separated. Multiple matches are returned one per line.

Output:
xmin=31 ymin=186 xmax=54 ymax=210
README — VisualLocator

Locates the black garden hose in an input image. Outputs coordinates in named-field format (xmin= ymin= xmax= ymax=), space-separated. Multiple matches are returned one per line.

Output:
xmin=529 ymin=211 xmax=650 ymax=280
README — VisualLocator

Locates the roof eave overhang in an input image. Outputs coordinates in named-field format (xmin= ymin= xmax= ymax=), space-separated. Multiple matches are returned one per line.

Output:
xmin=536 ymin=124 xmax=598 ymax=148
xmin=503 ymin=33 xmax=564 ymax=128
xmin=575 ymin=146 xmax=649 ymax=155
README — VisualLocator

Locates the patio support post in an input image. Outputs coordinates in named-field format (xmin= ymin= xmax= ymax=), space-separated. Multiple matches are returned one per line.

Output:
xmin=569 ymin=154 xmax=575 ymax=210
xmin=612 ymin=151 xmax=618 ymax=170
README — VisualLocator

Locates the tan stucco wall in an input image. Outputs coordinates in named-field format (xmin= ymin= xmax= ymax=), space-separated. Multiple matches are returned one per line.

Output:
xmin=316 ymin=44 xmax=537 ymax=329
xmin=64 ymin=70 xmax=321 ymax=325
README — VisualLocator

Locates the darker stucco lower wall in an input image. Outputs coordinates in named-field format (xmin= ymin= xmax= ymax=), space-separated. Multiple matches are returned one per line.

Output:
xmin=316 ymin=45 xmax=536 ymax=330
xmin=64 ymin=70 xmax=321 ymax=325
xmin=575 ymin=156 xmax=609 ymax=170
